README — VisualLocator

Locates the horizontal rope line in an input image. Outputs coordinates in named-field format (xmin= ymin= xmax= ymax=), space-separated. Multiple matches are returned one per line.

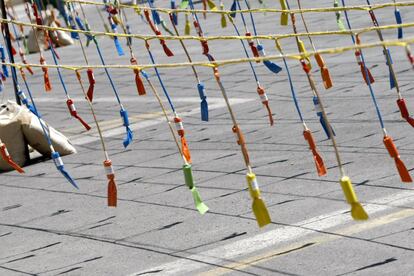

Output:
xmin=2 ymin=18 xmax=414 ymax=42
xmin=64 ymin=0 xmax=414 ymax=15
xmin=4 ymin=37 xmax=413 ymax=71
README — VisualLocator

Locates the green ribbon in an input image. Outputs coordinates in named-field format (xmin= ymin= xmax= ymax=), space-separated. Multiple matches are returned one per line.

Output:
xmin=191 ymin=187 xmax=209 ymax=214
xmin=180 ymin=0 xmax=189 ymax=9
xmin=334 ymin=0 xmax=346 ymax=31
xmin=183 ymin=164 xmax=209 ymax=214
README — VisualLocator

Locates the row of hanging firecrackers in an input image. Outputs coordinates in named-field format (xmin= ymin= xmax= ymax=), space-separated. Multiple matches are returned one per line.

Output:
xmin=26 ymin=0 xmax=92 ymax=132
xmin=281 ymin=0 xmax=368 ymax=220
xmin=227 ymin=0 xmax=275 ymax=126
xmin=66 ymin=2 xmax=119 ymax=207
xmin=142 ymin=1 xmax=208 ymax=214
xmin=0 ymin=24 xmax=78 ymax=188
xmin=240 ymin=0 xmax=325 ymax=176
xmin=336 ymin=0 xmax=412 ymax=183
xmin=70 ymin=1 xmax=134 ymax=149
xmin=363 ymin=0 xmax=414 ymax=128
xmin=186 ymin=0 xmax=271 ymax=227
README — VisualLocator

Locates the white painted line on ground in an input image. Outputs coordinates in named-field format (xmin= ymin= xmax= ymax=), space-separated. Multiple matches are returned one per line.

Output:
xmin=68 ymin=97 xmax=252 ymax=146
xmin=130 ymin=190 xmax=414 ymax=276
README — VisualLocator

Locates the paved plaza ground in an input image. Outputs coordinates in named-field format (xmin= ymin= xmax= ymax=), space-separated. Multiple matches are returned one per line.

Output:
xmin=1 ymin=0 xmax=414 ymax=275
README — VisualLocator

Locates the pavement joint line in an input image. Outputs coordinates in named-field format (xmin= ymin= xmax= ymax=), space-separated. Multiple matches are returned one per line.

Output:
xmin=199 ymin=208 xmax=414 ymax=276
xmin=129 ymin=190 xmax=414 ymax=276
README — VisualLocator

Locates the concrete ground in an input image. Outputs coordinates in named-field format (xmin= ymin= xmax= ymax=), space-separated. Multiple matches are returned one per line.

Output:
xmin=1 ymin=0 xmax=414 ymax=275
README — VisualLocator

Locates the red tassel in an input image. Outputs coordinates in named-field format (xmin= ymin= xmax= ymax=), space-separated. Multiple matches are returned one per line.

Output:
xmin=43 ymin=69 xmax=52 ymax=92
xmin=315 ymin=54 xmax=333 ymax=89
xmin=245 ymin=32 xmax=260 ymax=62
xmin=104 ymin=160 xmax=117 ymax=207
xmin=383 ymin=135 xmax=412 ymax=183
xmin=303 ymin=130 xmax=327 ymax=176
xmin=264 ymin=102 xmax=274 ymax=126
xmin=257 ymin=86 xmax=274 ymax=126
xmin=40 ymin=56 xmax=52 ymax=92
xmin=181 ymin=136 xmax=192 ymax=164
xmin=321 ymin=67 xmax=333 ymax=89
xmin=144 ymin=10 xmax=173 ymax=57
xmin=395 ymin=158 xmax=412 ymax=183
xmin=201 ymin=40 xmax=209 ymax=55
xmin=143 ymin=9 xmax=158 ymax=33
xmin=135 ymin=72 xmax=146 ymax=95
xmin=66 ymin=99 xmax=91 ymax=131
xmin=360 ymin=64 xmax=375 ymax=85
xmin=397 ymin=98 xmax=414 ymax=127
xmin=11 ymin=46 xmax=17 ymax=56
xmin=313 ymin=151 xmax=327 ymax=176
xmin=250 ymin=44 xmax=260 ymax=61
xmin=0 ymin=143 xmax=24 ymax=173
xmin=161 ymin=41 xmax=174 ymax=57
xmin=130 ymin=57 xmax=146 ymax=95
xmin=86 ymin=69 xmax=95 ymax=102
xmin=107 ymin=176 xmax=117 ymax=206
xmin=22 ymin=58 xmax=34 ymax=75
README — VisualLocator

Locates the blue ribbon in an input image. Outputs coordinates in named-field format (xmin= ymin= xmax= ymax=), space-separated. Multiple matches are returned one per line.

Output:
xmin=75 ymin=16 xmax=93 ymax=42
xmin=68 ymin=15 xmax=80 ymax=39
xmin=52 ymin=152 xmax=79 ymax=189
xmin=198 ymin=83 xmax=208 ymax=121
xmin=230 ymin=0 xmax=237 ymax=17
xmin=171 ymin=0 xmax=178 ymax=25
xmin=394 ymin=9 xmax=403 ymax=39
xmin=313 ymin=96 xmax=335 ymax=138
xmin=148 ymin=0 xmax=161 ymax=24
xmin=109 ymin=20 xmax=124 ymax=56
xmin=384 ymin=49 xmax=395 ymax=89
xmin=120 ymin=108 xmax=133 ymax=148
xmin=0 ymin=46 xmax=9 ymax=78
xmin=257 ymin=44 xmax=282 ymax=74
